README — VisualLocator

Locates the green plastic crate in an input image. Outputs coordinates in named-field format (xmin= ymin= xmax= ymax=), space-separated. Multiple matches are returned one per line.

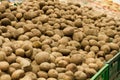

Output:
xmin=91 ymin=52 xmax=120 ymax=80
xmin=107 ymin=52 xmax=120 ymax=80
xmin=91 ymin=64 xmax=109 ymax=80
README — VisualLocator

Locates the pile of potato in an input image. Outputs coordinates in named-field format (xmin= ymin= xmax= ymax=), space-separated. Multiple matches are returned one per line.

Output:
xmin=0 ymin=0 xmax=120 ymax=80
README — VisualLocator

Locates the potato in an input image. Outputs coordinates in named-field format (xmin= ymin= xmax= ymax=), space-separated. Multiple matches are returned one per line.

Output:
xmin=84 ymin=45 xmax=90 ymax=52
xmin=74 ymin=19 xmax=82 ymax=27
xmin=70 ymin=54 xmax=84 ymax=65
xmin=98 ymin=33 xmax=109 ymax=41
xmin=31 ymin=63 xmax=40 ymax=73
xmin=88 ymin=63 xmax=99 ymax=71
xmin=8 ymin=67 xmax=16 ymax=74
xmin=85 ymin=58 xmax=95 ymax=64
xmin=40 ymin=62 xmax=51 ymax=71
xmin=1 ymin=18 xmax=11 ymax=26
xmin=45 ymin=30 xmax=54 ymax=36
xmin=66 ymin=63 xmax=77 ymax=72
xmin=3 ymin=13 xmax=15 ymax=21
xmin=101 ymin=44 xmax=110 ymax=54
xmin=105 ymin=54 xmax=113 ymax=61
xmin=11 ymin=69 xmax=25 ymax=80
xmin=39 ymin=15 xmax=49 ymax=23
xmin=15 ymin=22 xmax=25 ymax=29
xmin=54 ymin=29 xmax=64 ymax=37
xmin=65 ymin=70 xmax=74 ymax=77
xmin=90 ymin=46 xmax=99 ymax=53
xmin=68 ymin=40 xmax=81 ymax=48
xmin=108 ymin=43 xmax=119 ymax=50
xmin=57 ymin=60 xmax=68 ymax=67
xmin=35 ymin=51 xmax=50 ymax=64
xmin=0 ymin=74 xmax=11 ymax=80
xmin=98 ymin=41 xmax=106 ymax=47
xmin=77 ymin=66 xmax=84 ymax=71
xmin=0 ymin=61 xmax=9 ymax=71
xmin=37 ymin=71 xmax=48 ymax=79
xmin=74 ymin=71 xmax=87 ymax=80
xmin=0 ymin=0 xmax=119 ymax=79
xmin=89 ymin=39 xmax=98 ymax=46
xmin=86 ymin=51 xmax=95 ymax=58
xmin=32 ymin=41 xmax=42 ymax=48
xmin=1 ymin=1 xmax=9 ymax=8
xmin=110 ymin=50 xmax=117 ymax=56
xmin=23 ymin=24 xmax=35 ymax=32
xmin=15 ymin=48 xmax=25 ymax=57
xmin=39 ymin=1 xmax=46 ymax=9
xmin=16 ymin=13 xmax=23 ymax=20
xmin=73 ymin=31 xmax=84 ymax=41
xmin=10 ymin=63 xmax=21 ymax=69
xmin=31 ymin=29 xmax=41 ymax=37
xmin=63 ymin=27 xmax=74 ymax=36
xmin=58 ymin=37 xmax=70 ymax=45
xmin=25 ymin=72 xmax=37 ymax=80
xmin=24 ymin=11 xmax=37 ymax=20
xmin=56 ymin=68 xmax=66 ymax=73
xmin=84 ymin=68 xmax=97 ymax=78
xmin=37 ymin=78 xmax=46 ymax=80
xmin=19 ymin=75 xmax=31 ymax=80
xmin=16 ymin=57 xmax=31 ymax=71
xmin=75 ymin=8 xmax=82 ymax=15
xmin=22 ymin=42 xmax=33 ymax=57
xmin=0 ymin=5 xmax=6 ymax=13
xmin=48 ymin=69 xmax=58 ymax=78
xmin=59 ymin=49 xmax=71 ymax=56
xmin=58 ymin=73 xmax=73 ymax=80
xmin=47 ymin=78 xmax=57 ymax=80
xmin=99 ymin=57 xmax=105 ymax=62
xmin=6 ymin=53 xmax=16 ymax=64
xmin=97 ymin=51 xmax=105 ymax=57
xmin=25 ymin=32 xmax=34 ymax=38
xmin=51 ymin=52 xmax=63 ymax=58
xmin=96 ymin=59 xmax=104 ymax=69
xmin=81 ymin=39 xmax=89 ymax=47
xmin=105 ymin=29 xmax=116 ymax=37
xmin=0 ymin=51 xmax=6 ymax=61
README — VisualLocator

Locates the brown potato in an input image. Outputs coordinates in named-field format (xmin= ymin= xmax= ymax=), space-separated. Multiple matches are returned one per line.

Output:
xmin=66 ymin=63 xmax=77 ymax=72
xmin=0 ymin=61 xmax=9 ymax=71
xmin=0 ymin=51 xmax=6 ymax=61
xmin=35 ymin=51 xmax=50 ymax=64
xmin=63 ymin=27 xmax=74 ymax=36
xmin=70 ymin=54 xmax=84 ymax=65
xmin=37 ymin=71 xmax=48 ymax=79
xmin=0 ymin=74 xmax=11 ymax=80
xmin=40 ymin=62 xmax=51 ymax=71
xmin=11 ymin=69 xmax=25 ymax=80
xmin=74 ymin=71 xmax=87 ymax=80
xmin=1 ymin=18 xmax=11 ymax=26
xmin=0 ymin=5 xmax=6 ymax=13
xmin=48 ymin=69 xmax=58 ymax=78
xmin=73 ymin=31 xmax=84 ymax=41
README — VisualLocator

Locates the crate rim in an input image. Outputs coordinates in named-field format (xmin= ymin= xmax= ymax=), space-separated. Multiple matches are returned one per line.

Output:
xmin=107 ymin=52 xmax=120 ymax=64
xmin=91 ymin=64 xmax=109 ymax=80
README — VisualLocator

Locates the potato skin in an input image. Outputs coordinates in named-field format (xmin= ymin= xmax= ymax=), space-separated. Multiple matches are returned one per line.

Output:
xmin=70 ymin=54 xmax=84 ymax=65
xmin=0 ymin=61 xmax=9 ymax=71
xmin=1 ymin=18 xmax=11 ymax=26
xmin=35 ymin=51 xmax=50 ymax=64
xmin=74 ymin=71 xmax=87 ymax=80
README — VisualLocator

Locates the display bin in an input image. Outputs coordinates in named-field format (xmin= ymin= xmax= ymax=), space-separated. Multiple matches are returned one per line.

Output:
xmin=91 ymin=64 xmax=109 ymax=80
xmin=107 ymin=52 xmax=120 ymax=80
xmin=91 ymin=52 xmax=120 ymax=80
